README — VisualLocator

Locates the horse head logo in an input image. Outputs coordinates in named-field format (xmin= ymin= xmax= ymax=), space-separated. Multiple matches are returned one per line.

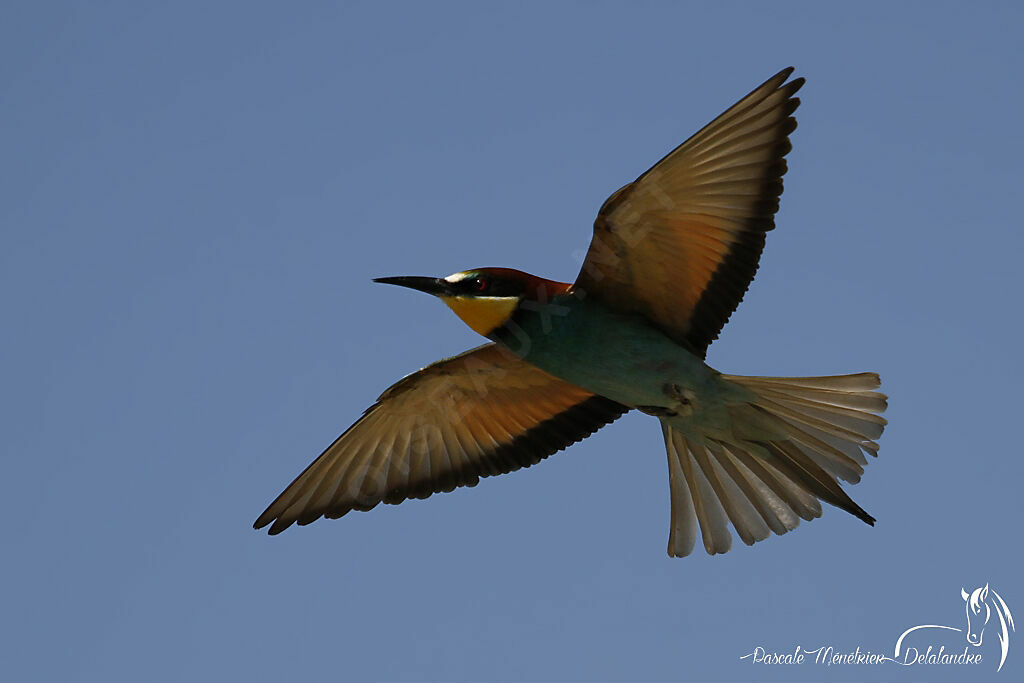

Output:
xmin=961 ymin=584 xmax=1015 ymax=670
xmin=896 ymin=583 xmax=1015 ymax=672
xmin=963 ymin=584 xmax=991 ymax=646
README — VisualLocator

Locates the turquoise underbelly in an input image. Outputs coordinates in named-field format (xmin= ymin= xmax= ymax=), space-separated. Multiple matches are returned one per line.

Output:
xmin=491 ymin=294 xmax=723 ymax=409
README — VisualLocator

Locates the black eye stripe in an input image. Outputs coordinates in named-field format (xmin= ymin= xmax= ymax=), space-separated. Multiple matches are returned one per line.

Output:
xmin=457 ymin=276 xmax=521 ymax=297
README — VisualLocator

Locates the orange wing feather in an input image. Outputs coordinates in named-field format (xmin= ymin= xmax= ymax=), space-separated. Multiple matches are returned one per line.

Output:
xmin=255 ymin=343 xmax=628 ymax=534
xmin=575 ymin=68 xmax=804 ymax=356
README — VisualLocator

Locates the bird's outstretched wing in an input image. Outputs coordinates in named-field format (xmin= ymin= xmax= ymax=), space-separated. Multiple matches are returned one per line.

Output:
xmin=255 ymin=343 xmax=629 ymax=534
xmin=575 ymin=68 xmax=804 ymax=357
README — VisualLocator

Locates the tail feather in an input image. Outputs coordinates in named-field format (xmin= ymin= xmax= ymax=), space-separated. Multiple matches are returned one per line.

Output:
xmin=807 ymin=425 xmax=870 ymax=466
xmin=697 ymin=441 xmax=771 ymax=547
xmin=755 ymin=386 xmax=887 ymax=421
xmin=735 ymin=373 xmax=882 ymax=391
xmin=664 ymin=426 xmax=822 ymax=556
xmin=708 ymin=440 xmax=803 ymax=536
xmin=757 ymin=389 xmax=885 ymax=435
xmin=751 ymin=395 xmax=879 ymax=447
xmin=739 ymin=401 xmax=867 ymax=483
xmin=662 ymin=372 xmax=887 ymax=557
xmin=722 ymin=441 xmax=822 ymax=522
xmin=678 ymin=433 xmax=732 ymax=553
xmin=664 ymin=430 xmax=700 ymax=556
xmin=763 ymin=438 xmax=874 ymax=525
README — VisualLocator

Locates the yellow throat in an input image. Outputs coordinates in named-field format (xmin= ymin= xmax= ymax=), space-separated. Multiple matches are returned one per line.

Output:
xmin=440 ymin=295 xmax=519 ymax=336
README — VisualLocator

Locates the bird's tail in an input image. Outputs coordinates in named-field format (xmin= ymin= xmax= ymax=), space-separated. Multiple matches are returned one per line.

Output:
xmin=663 ymin=372 xmax=887 ymax=557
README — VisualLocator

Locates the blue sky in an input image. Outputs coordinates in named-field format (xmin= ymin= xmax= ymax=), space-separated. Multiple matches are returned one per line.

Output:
xmin=3 ymin=2 xmax=1022 ymax=681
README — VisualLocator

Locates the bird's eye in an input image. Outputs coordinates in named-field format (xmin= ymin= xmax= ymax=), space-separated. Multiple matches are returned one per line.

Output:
xmin=471 ymin=277 xmax=488 ymax=292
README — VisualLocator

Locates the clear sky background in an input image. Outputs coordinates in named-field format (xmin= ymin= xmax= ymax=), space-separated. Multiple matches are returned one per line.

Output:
xmin=3 ymin=2 xmax=1022 ymax=682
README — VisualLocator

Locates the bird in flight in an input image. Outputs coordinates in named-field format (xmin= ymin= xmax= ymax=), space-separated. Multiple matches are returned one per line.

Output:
xmin=255 ymin=67 xmax=887 ymax=557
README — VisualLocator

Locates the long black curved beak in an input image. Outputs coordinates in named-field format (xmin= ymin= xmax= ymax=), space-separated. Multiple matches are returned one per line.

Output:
xmin=373 ymin=276 xmax=450 ymax=297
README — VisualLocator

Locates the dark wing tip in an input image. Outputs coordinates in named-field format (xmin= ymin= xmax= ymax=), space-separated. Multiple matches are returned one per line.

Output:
xmin=767 ymin=67 xmax=802 ymax=89
xmin=253 ymin=513 xmax=274 ymax=532
xmin=854 ymin=506 xmax=877 ymax=526
xmin=265 ymin=516 xmax=295 ymax=535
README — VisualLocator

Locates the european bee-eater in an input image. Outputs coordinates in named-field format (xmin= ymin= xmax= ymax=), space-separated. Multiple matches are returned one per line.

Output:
xmin=255 ymin=67 xmax=887 ymax=557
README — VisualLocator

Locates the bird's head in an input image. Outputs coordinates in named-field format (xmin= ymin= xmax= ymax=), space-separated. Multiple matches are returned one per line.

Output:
xmin=374 ymin=267 xmax=570 ymax=337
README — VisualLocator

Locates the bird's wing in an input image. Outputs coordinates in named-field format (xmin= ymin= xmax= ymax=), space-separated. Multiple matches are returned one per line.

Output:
xmin=575 ymin=68 xmax=803 ymax=357
xmin=254 ymin=343 xmax=629 ymax=534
